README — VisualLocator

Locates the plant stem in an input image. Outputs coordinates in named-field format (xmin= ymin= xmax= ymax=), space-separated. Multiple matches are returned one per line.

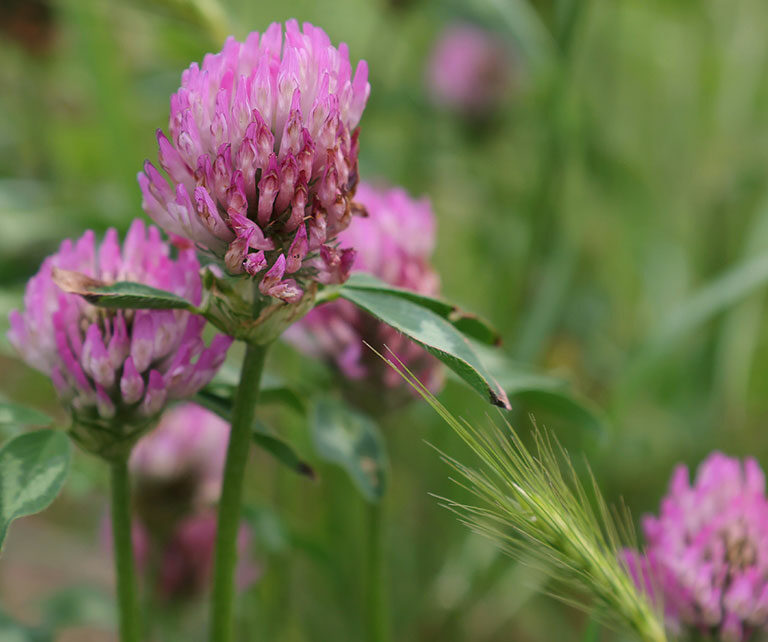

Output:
xmin=365 ymin=500 xmax=390 ymax=642
xmin=110 ymin=460 xmax=141 ymax=642
xmin=209 ymin=342 xmax=269 ymax=642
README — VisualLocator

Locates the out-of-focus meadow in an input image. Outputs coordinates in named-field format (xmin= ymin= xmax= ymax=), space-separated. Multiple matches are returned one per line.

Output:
xmin=3 ymin=0 xmax=768 ymax=640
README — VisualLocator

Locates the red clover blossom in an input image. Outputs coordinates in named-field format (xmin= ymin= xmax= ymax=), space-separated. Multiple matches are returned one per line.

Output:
xmin=627 ymin=453 xmax=768 ymax=641
xmin=139 ymin=20 xmax=370 ymax=304
xmin=287 ymin=182 xmax=443 ymax=403
xmin=7 ymin=222 xmax=231 ymax=460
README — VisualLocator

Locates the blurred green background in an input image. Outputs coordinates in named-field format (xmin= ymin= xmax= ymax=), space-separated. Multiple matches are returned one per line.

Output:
xmin=3 ymin=0 xmax=768 ymax=640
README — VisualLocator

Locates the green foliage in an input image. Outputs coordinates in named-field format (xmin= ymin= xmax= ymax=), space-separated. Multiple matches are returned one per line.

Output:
xmin=645 ymin=252 xmax=768 ymax=357
xmin=0 ymin=402 xmax=53 ymax=429
xmin=203 ymin=378 xmax=307 ymax=415
xmin=52 ymin=272 xmax=196 ymax=310
xmin=310 ymin=398 xmax=388 ymax=502
xmin=0 ymin=610 xmax=51 ymax=642
xmin=339 ymin=273 xmax=503 ymax=346
xmin=466 ymin=342 xmax=608 ymax=434
xmin=253 ymin=421 xmax=316 ymax=480
xmin=40 ymin=585 xmax=115 ymax=632
xmin=194 ymin=387 xmax=315 ymax=479
xmin=385 ymin=359 xmax=665 ymax=641
xmin=3 ymin=0 xmax=768 ymax=638
xmin=339 ymin=288 xmax=510 ymax=409
xmin=258 ymin=386 xmax=308 ymax=415
xmin=0 ymin=430 xmax=71 ymax=549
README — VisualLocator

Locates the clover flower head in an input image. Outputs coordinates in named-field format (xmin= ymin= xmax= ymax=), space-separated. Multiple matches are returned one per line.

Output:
xmin=7 ymin=222 xmax=231 ymax=460
xmin=287 ymin=182 xmax=443 ymax=401
xmin=427 ymin=22 xmax=511 ymax=115
xmin=139 ymin=20 xmax=370 ymax=304
xmin=628 ymin=453 xmax=768 ymax=642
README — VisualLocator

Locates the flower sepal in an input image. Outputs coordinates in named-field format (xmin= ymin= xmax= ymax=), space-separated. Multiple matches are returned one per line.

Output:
xmin=200 ymin=268 xmax=318 ymax=346
xmin=69 ymin=409 xmax=158 ymax=463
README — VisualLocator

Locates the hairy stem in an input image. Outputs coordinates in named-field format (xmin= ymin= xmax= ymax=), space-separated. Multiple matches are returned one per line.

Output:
xmin=209 ymin=341 xmax=269 ymax=642
xmin=110 ymin=460 xmax=141 ymax=642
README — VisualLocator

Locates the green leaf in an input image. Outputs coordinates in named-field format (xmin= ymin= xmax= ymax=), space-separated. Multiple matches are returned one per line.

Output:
xmin=199 ymin=379 xmax=306 ymax=415
xmin=0 ymin=402 xmax=53 ymax=428
xmin=191 ymin=388 xmax=232 ymax=424
xmin=40 ymin=585 xmax=115 ymax=631
xmin=0 ymin=609 xmax=51 ymax=642
xmin=193 ymin=390 xmax=315 ymax=479
xmin=511 ymin=390 xmax=606 ymax=435
xmin=253 ymin=421 xmax=316 ymax=480
xmin=241 ymin=504 xmax=328 ymax=561
xmin=340 ymin=273 xmax=502 ymax=346
xmin=338 ymin=288 xmax=511 ymax=410
xmin=259 ymin=387 xmax=307 ymax=415
xmin=462 ymin=342 xmax=607 ymax=434
xmin=241 ymin=505 xmax=291 ymax=554
xmin=310 ymin=398 xmax=388 ymax=502
xmin=649 ymin=253 xmax=768 ymax=348
xmin=52 ymin=269 xmax=194 ymax=310
xmin=0 ymin=430 xmax=71 ymax=549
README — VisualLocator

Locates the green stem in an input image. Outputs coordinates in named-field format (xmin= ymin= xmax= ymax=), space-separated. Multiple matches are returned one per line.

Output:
xmin=110 ymin=460 xmax=141 ymax=642
xmin=209 ymin=342 xmax=269 ymax=642
xmin=365 ymin=501 xmax=390 ymax=642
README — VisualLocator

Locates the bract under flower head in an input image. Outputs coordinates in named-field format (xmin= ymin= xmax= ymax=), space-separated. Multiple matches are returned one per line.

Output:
xmin=287 ymin=182 xmax=443 ymax=409
xmin=628 ymin=453 xmax=768 ymax=642
xmin=7 ymin=222 xmax=232 ymax=461
xmin=139 ymin=20 xmax=370 ymax=305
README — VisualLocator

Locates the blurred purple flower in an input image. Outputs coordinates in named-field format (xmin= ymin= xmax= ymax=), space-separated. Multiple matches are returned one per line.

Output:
xmin=287 ymin=182 xmax=443 ymax=401
xmin=139 ymin=20 xmax=370 ymax=303
xmin=130 ymin=403 xmax=229 ymax=508
xmin=627 ymin=453 xmax=768 ymax=641
xmin=7 ymin=221 xmax=231 ymax=459
xmin=427 ymin=22 xmax=511 ymax=115
xmin=105 ymin=512 xmax=257 ymax=602
xmin=155 ymin=513 xmax=258 ymax=600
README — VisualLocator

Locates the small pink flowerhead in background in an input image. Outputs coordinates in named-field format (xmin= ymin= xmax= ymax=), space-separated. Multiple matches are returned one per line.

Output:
xmin=7 ymin=221 xmax=232 ymax=460
xmin=104 ymin=512 xmax=257 ymax=602
xmin=130 ymin=403 xmax=229 ymax=529
xmin=287 ymin=182 xmax=443 ymax=409
xmin=154 ymin=513 xmax=258 ymax=600
xmin=139 ymin=20 xmax=370 ymax=304
xmin=626 ymin=453 xmax=768 ymax=641
xmin=427 ymin=22 xmax=512 ymax=115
